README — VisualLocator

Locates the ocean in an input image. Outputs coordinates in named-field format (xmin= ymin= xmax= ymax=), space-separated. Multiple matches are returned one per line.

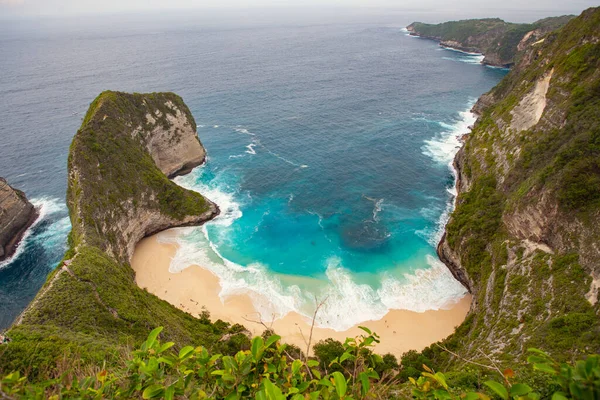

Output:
xmin=0 ymin=15 xmax=507 ymax=330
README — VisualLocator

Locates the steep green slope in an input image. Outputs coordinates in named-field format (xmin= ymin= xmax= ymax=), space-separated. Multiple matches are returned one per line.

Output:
xmin=406 ymin=15 xmax=573 ymax=67
xmin=0 ymin=92 xmax=249 ymax=376
xmin=1 ymin=7 xmax=599 ymax=390
xmin=426 ymin=7 xmax=600 ymax=370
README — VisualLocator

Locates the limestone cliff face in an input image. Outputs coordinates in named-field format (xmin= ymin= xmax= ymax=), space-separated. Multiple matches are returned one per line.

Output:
xmin=0 ymin=178 xmax=36 ymax=261
xmin=68 ymin=91 xmax=218 ymax=263
xmin=142 ymin=99 xmax=207 ymax=179
xmin=6 ymin=92 xmax=221 ymax=358
xmin=436 ymin=8 xmax=600 ymax=362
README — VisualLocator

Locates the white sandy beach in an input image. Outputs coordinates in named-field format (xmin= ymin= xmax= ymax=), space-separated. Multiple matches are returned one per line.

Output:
xmin=132 ymin=233 xmax=472 ymax=357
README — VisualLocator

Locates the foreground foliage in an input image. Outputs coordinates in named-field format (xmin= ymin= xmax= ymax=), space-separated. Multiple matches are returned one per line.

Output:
xmin=1 ymin=328 xmax=599 ymax=399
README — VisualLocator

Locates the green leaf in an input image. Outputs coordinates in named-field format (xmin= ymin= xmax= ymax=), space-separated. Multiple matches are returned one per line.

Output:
xmin=551 ymin=392 xmax=568 ymax=400
xmin=484 ymin=381 xmax=508 ymax=400
xmin=264 ymin=335 xmax=281 ymax=349
xmin=358 ymin=372 xmax=370 ymax=396
xmin=318 ymin=378 xmax=333 ymax=388
xmin=307 ymin=360 xmax=319 ymax=368
xmin=533 ymin=363 xmax=557 ymax=375
xmin=164 ymin=385 xmax=175 ymax=400
xmin=510 ymin=383 xmax=532 ymax=397
xmin=145 ymin=327 xmax=163 ymax=349
xmin=292 ymin=359 xmax=303 ymax=375
xmin=569 ymin=382 xmax=583 ymax=399
xmin=527 ymin=355 xmax=549 ymax=364
xmin=358 ymin=326 xmax=372 ymax=335
xmin=434 ymin=372 xmax=449 ymax=389
xmin=311 ymin=368 xmax=322 ymax=380
xmin=464 ymin=392 xmax=480 ymax=400
xmin=433 ymin=389 xmax=452 ymax=399
xmin=178 ymin=346 xmax=195 ymax=360
xmin=251 ymin=337 xmax=264 ymax=361
xmin=332 ymin=371 xmax=347 ymax=398
xmin=339 ymin=352 xmax=352 ymax=363
xmin=158 ymin=342 xmax=175 ymax=354
xmin=527 ymin=348 xmax=550 ymax=357
xmin=255 ymin=390 xmax=267 ymax=400
xmin=264 ymin=379 xmax=284 ymax=400
xmin=225 ymin=392 xmax=239 ymax=400
xmin=142 ymin=384 xmax=164 ymax=399
xmin=157 ymin=355 xmax=175 ymax=366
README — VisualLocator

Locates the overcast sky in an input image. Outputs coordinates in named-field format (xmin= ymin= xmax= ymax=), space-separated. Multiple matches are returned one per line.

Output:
xmin=1 ymin=0 xmax=598 ymax=20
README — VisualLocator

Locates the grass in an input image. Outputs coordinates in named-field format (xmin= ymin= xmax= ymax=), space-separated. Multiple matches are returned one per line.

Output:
xmin=0 ymin=91 xmax=227 ymax=378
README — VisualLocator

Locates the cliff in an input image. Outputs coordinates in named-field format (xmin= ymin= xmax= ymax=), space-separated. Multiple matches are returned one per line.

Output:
xmin=0 ymin=178 xmax=37 ymax=261
xmin=431 ymin=7 xmax=600 ymax=366
xmin=67 ymin=91 xmax=217 ymax=263
xmin=0 ymin=91 xmax=249 ymax=375
xmin=406 ymin=15 xmax=573 ymax=67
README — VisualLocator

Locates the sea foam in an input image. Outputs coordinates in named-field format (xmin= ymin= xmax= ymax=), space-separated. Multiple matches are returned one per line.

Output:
xmin=417 ymin=101 xmax=477 ymax=245
xmin=0 ymin=197 xmax=70 ymax=269
xmin=166 ymin=163 xmax=468 ymax=331
xmin=162 ymin=106 xmax=477 ymax=331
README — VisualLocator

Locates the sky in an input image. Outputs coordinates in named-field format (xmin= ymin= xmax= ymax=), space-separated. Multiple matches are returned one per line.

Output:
xmin=1 ymin=0 xmax=598 ymax=20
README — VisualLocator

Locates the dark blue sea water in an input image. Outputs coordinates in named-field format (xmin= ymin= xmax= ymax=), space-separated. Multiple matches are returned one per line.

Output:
xmin=0 ymin=17 xmax=507 ymax=330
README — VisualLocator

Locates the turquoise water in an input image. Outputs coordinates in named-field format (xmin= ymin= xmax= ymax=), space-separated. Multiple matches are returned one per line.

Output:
xmin=0 ymin=21 xmax=507 ymax=329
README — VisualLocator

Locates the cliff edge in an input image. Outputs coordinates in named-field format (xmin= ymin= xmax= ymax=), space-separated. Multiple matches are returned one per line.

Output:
xmin=431 ymin=7 xmax=600 ymax=366
xmin=67 ymin=91 xmax=217 ymax=263
xmin=0 ymin=91 xmax=246 ymax=375
xmin=0 ymin=178 xmax=37 ymax=262
xmin=406 ymin=16 xmax=573 ymax=67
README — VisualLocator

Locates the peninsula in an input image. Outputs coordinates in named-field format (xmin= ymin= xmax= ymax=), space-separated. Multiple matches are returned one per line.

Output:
xmin=1 ymin=6 xmax=599 ymax=398
xmin=406 ymin=15 xmax=573 ymax=67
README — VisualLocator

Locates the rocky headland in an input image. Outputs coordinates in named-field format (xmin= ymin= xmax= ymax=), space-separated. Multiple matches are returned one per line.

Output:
xmin=430 ymin=7 xmax=600 ymax=365
xmin=0 ymin=178 xmax=37 ymax=262
xmin=1 ymin=6 xmax=599 ymax=383
xmin=0 ymin=91 xmax=238 ymax=373
xmin=406 ymin=15 xmax=573 ymax=67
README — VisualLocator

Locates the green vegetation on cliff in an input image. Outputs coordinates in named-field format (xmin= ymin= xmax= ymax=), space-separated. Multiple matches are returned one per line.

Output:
xmin=0 ymin=91 xmax=235 ymax=377
xmin=2 ymin=327 xmax=599 ymax=399
xmin=407 ymin=15 xmax=573 ymax=67
xmin=425 ymin=6 xmax=600 ymax=374
xmin=1 ymin=7 xmax=600 ymax=398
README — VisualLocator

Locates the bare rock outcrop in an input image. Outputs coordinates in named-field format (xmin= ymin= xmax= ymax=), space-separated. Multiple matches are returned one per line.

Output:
xmin=0 ymin=178 xmax=37 ymax=261
xmin=68 ymin=91 xmax=218 ymax=263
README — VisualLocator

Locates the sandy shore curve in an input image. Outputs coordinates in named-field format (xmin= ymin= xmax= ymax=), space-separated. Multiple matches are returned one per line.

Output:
xmin=131 ymin=233 xmax=471 ymax=357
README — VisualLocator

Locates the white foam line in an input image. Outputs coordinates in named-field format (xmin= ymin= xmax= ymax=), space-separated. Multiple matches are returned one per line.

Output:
xmin=165 ymin=142 xmax=469 ymax=331
xmin=442 ymin=55 xmax=485 ymax=65
xmin=363 ymin=195 xmax=384 ymax=222
xmin=420 ymin=100 xmax=477 ymax=247
xmin=245 ymin=143 xmax=257 ymax=155
xmin=0 ymin=197 xmax=68 ymax=269
xmin=440 ymin=46 xmax=483 ymax=56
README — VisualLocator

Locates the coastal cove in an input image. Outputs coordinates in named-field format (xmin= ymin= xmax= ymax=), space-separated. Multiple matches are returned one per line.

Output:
xmin=132 ymin=232 xmax=472 ymax=356
xmin=2 ymin=7 xmax=600 ymax=396
xmin=0 ymin=22 xmax=507 ymax=329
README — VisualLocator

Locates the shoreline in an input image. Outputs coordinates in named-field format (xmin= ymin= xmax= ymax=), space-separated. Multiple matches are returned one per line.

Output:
xmin=132 ymin=234 xmax=472 ymax=357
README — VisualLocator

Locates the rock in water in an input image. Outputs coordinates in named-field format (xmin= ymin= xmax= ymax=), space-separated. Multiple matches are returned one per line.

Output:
xmin=0 ymin=178 xmax=37 ymax=261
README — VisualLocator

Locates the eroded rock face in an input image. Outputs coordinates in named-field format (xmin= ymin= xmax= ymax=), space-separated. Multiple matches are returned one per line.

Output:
xmin=68 ymin=91 xmax=218 ymax=263
xmin=436 ymin=8 xmax=600 ymax=361
xmin=0 ymin=178 xmax=37 ymax=261
xmin=141 ymin=100 xmax=207 ymax=178
xmin=407 ymin=16 xmax=573 ymax=68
